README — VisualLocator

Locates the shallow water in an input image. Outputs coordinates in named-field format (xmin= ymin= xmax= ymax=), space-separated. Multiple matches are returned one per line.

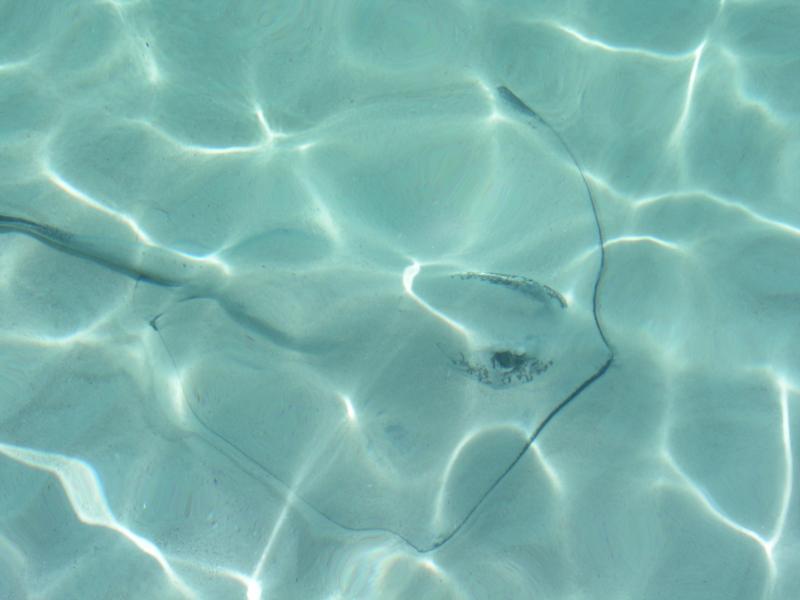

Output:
xmin=1 ymin=1 xmax=799 ymax=599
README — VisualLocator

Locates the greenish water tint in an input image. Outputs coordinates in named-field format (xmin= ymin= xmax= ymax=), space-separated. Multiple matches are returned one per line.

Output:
xmin=0 ymin=2 xmax=798 ymax=599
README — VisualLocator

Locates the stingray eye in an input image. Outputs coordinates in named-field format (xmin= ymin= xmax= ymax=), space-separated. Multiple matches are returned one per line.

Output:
xmin=492 ymin=350 xmax=524 ymax=370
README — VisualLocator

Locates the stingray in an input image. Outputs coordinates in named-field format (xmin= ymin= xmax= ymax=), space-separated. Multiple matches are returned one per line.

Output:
xmin=0 ymin=84 xmax=612 ymax=553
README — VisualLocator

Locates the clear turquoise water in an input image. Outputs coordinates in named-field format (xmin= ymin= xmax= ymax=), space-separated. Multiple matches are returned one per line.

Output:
xmin=1 ymin=1 xmax=799 ymax=599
